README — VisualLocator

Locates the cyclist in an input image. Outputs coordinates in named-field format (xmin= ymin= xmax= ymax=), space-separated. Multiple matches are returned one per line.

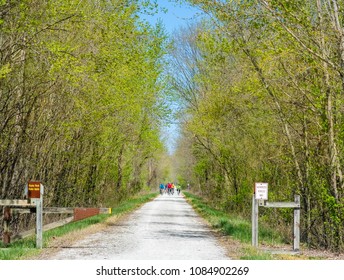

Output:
xmin=159 ymin=183 xmax=165 ymax=195
xmin=171 ymin=183 xmax=175 ymax=195
xmin=167 ymin=182 xmax=172 ymax=195
xmin=176 ymin=184 xmax=181 ymax=195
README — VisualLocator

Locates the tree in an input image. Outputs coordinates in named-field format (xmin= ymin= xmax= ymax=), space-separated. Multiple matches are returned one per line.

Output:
xmin=171 ymin=0 xmax=344 ymax=251
xmin=0 ymin=0 xmax=169 ymax=236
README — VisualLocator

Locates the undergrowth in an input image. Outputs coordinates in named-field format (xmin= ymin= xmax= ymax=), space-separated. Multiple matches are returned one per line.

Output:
xmin=183 ymin=192 xmax=286 ymax=260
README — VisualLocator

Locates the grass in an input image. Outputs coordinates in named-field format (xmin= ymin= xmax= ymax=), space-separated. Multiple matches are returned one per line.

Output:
xmin=0 ymin=192 xmax=158 ymax=260
xmin=183 ymin=192 xmax=288 ymax=260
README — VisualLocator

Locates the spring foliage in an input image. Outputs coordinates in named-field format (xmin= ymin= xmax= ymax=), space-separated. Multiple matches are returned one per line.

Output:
xmin=0 ymin=0 xmax=168 ymax=208
xmin=172 ymin=0 xmax=344 ymax=252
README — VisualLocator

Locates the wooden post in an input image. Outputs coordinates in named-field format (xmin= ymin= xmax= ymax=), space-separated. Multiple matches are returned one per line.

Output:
xmin=255 ymin=191 xmax=301 ymax=252
xmin=30 ymin=182 xmax=43 ymax=249
xmin=293 ymin=195 xmax=300 ymax=251
xmin=252 ymin=194 xmax=258 ymax=247
xmin=3 ymin=206 xmax=11 ymax=245
xmin=35 ymin=198 xmax=43 ymax=249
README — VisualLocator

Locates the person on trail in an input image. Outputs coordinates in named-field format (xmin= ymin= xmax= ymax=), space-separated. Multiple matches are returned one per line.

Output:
xmin=171 ymin=183 xmax=175 ymax=195
xmin=176 ymin=184 xmax=181 ymax=195
xmin=167 ymin=182 xmax=172 ymax=195
xmin=159 ymin=183 xmax=165 ymax=195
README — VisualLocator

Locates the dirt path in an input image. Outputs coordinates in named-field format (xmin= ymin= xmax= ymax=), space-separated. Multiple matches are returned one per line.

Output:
xmin=35 ymin=193 xmax=230 ymax=260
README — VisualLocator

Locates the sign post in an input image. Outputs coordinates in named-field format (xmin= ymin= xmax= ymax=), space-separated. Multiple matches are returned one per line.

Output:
xmin=252 ymin=194 xmax=258 ymax=247
xmin=28 ymin=181 xmax=44 ymax=249
xmin=293 ymin=195 xmax=300 ymax=251
xmin=252 ymin=183 xmax=268 ymax=247
xmin=252 ymin=182 xmax=301 ymax=252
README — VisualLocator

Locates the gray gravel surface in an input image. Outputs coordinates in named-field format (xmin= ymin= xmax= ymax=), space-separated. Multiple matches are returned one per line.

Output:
xmin=47 ymin=193 xmax=230 ymax=260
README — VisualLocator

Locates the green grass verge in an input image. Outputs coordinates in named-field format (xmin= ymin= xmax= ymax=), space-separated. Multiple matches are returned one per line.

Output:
xmin=0 ymin=192 xmax=158 ymax=260
xmin=183 ymin=192 xmax=285 ymax=260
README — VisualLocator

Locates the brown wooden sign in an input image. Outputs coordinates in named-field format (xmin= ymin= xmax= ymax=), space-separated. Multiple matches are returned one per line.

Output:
xmin=28 ymin=181 xmax=41 ymax=199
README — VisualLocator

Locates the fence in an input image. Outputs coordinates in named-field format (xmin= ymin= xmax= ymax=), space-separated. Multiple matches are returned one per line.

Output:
xmin=0 ymin=182 xmax=111 ymax=248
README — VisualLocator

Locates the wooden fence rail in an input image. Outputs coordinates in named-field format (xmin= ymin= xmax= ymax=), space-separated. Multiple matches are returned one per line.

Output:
xmin=1 ymin=199 xmax=111 ymax=247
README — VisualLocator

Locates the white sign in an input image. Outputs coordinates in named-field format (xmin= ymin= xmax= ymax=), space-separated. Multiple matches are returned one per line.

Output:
xmin=255 ymin=182 xmax=268 ymax=200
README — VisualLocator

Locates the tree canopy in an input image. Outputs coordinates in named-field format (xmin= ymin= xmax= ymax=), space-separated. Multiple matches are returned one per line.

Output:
xmin=171 ymin=0 xmax=344 ymax=252
xmin=0 ymin=0 xmax=169 ymax=208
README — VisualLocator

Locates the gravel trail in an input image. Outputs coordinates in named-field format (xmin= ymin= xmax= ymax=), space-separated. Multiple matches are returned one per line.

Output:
xmin=46 ymin=193 xmax=230 ymax=260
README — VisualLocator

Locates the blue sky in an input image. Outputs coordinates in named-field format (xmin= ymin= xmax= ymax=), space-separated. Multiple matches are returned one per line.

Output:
xmin=141 ymin=1 xmax=202 ymax=154
xmin=141 ymin=1 xmax=201 ymax=35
